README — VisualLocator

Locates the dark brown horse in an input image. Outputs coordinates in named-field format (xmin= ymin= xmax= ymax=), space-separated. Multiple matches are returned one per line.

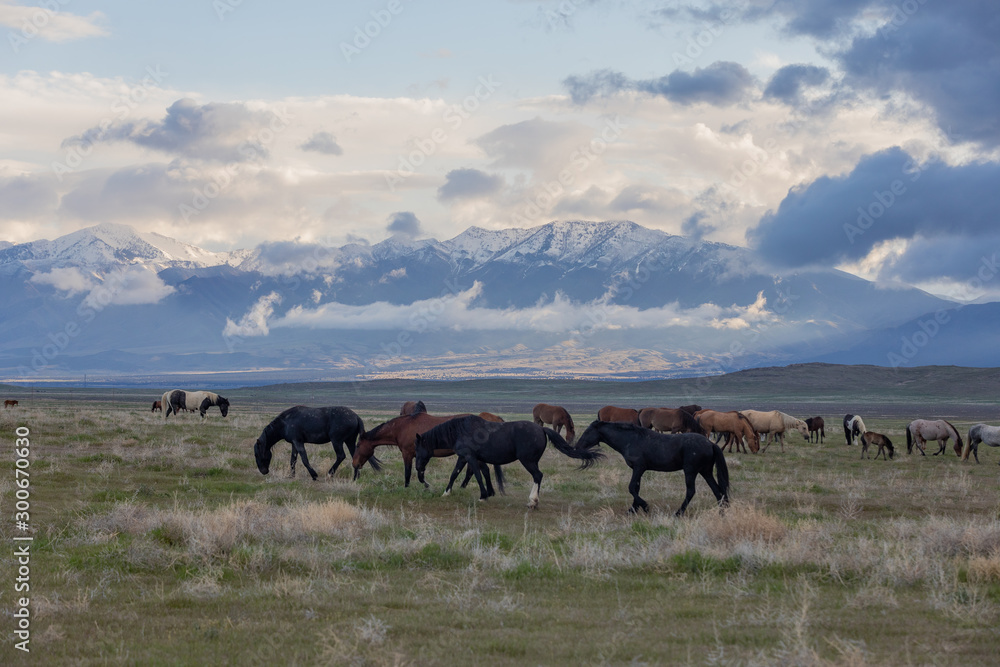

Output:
xmin=805 ymin=416 xmax=824 ymax=443
xmin=532 ymin=403 xmax=575 ymax=444
xmin=4 ymin=399 xmax=18 ymax=408
xmin=639 ymin=408 xmax=707 ymax=436
xmin=695 ymin=410 xmax=760 ymax=454
xmin=597 ymin=405 xmax=641 ymax=426
xmin=151 ymin=400 xmax=162 ymax=413
xmin=353 ymin=411 xmax=473 ymax=487
xmin=678 ymin=404 xmax=702 ymax=415
xmin=399 ymin=401 xmax=427 ymax=416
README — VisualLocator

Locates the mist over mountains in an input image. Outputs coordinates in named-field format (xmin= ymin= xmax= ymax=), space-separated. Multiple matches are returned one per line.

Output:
xmin=0 ymin=220 xmax=981 ymax=384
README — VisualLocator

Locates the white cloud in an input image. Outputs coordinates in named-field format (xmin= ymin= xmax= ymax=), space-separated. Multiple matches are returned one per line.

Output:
xmin=223 ymin=292 xmax=282 ymax=338
xmin=29 ymin=266 xmax=94 ymax=293
xmin=0 ymin=2 xmax=108 ymax=43
xmin=80 ymin=267 xmax=174 ymax=307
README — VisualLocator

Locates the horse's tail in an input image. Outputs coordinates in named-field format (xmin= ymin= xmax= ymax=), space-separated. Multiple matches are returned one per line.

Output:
xmin=713 ymin=444 xmax=730 ymax=505
xmin=493 ymin=464 xmax=505 ymax=495
xmin=543 ymin=427 xmax=604 ymax=469
xmin=962 ymin=426 xmax=973 ymax=461
xmin=943 ymin=419 xmax=963 ymax=456
xmin=906 ymin=424 xmax=913 ymax=454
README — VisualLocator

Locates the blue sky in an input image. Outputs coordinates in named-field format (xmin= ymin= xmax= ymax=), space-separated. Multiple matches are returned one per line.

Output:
xmin=2 ymin=0 xmax=999 ymax=300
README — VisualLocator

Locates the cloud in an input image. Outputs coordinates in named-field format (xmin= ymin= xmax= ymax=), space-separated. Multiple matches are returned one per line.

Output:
xmin=299 ymin=131 xmax=343 ymax=156
xmin=386 ymin=211 xmax=422 ymax=237
xmin=564 ymin=62 xmax=755 ymax=106
xmin=437 ymin=168 xmax=504 ymax=202
xmin=252 ymin=241 xmax=339 ymax=276
xmin=223 ymin=292 xmax=282 ymax=338
xmin=79 ymin=267 xmax=175 ymax=308
xmin=747 ymin=147 xmax=1000 ymax=272
xmin=0 ymin=172 xmax=59 ymax=220
xmin=274 ymin=282 xmax=778 ymax=334
xmin=475 ymin=117 xmax=592 ymax=172
xmin=763 ymin=64 xmax=830 ymax=104
xmin=0 ymin=2 xmax=108 ymax=42
xmin=30 ymin=266 xmax=94 ymax=294
xmin=64 ymin=98 xmax=285 ymax=162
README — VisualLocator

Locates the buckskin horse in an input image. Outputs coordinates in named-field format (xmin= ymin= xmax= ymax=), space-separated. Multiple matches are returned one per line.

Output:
xmin=532 ymin=403 xmax=576 ymax=444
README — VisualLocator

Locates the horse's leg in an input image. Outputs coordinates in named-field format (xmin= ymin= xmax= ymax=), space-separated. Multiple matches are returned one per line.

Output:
xmin=443 ymin=458 xmax=465 ymax=496
xmin=465 ymin=457 xmax=490 ymax=501
xmin=327 ymin=441 xmax=346 ymax=477
xmin=779 ymin=432 xmax=785 ymax=453
xmin=676 ymin=467 xmax=699 ymax=517
xmin=627 ymin=467 xmax=649 ymax=514
xmin=403 ymin=451 xmax=413 ymax=488
xmin=933 ymin=439 xmax=946 ymax=456
xmin=522 ymin=460 xmax=544 ymax=509
xmin=700 ymin=467 xmax=724 ymax=505
xmin=293 ymin=441 xmax=318 ymax=480
xmin=289 ymin=446 xmax=298 ymax=478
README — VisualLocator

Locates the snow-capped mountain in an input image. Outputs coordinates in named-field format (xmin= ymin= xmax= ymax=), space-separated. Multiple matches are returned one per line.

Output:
xmin=0 ymin=220 xmax=964 ymax=381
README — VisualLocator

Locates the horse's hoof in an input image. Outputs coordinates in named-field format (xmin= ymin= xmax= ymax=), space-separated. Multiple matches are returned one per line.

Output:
xmin=423 ymin=482 xmax=430 ymax=489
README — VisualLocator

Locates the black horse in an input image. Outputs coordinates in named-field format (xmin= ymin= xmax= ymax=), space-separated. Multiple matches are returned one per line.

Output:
xmin=575 ymin=420 xmax=730 ymax=516
xmin=253 ymin=406 xmax=373 ymax=480
xmin=414 ymin=415 xmax=604 ymax=509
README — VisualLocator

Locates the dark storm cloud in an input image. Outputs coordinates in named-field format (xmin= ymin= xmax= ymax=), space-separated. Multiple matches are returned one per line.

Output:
xmin=387 ymin=211 xmax=422 ymax=237
xmin=436 ymin=168 xmax=504 ymax=202
xmin=64 ymin=98 xmax=286 ymax=162
xmin=763 ymin=64 xmax=830 ymax=104
xmin=300 ymin=131 xmax=343 ymax=156
xmin=748 ymin=147 xmax=1000 ymax=272
xmin=564 ymin=61 xmax=755 ymax=107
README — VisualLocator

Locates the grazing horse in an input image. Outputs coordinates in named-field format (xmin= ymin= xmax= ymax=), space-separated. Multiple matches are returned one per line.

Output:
xmin=162 ymin=390 xmax=230 ymax=418
xmin=415 ymin=416 xmax=603 ymax=509
xmin=678 ymin=404 xmax=702 ymax=415
xmin=860 ymin=431 xmax=894 ymax=460
xmin=639 ymin=407 xmax=706 ymax=436
xmin=479 ymin=412 xmax=504 ymax=423
xmin=532 ymin=403 xmax=575 ymax=444
xmin=962 ymin=424 xmax=1000 ymax=464
xmin=906 ymin=419 xmax=963 ymax=456
xmin=353 ymin=410 xmax=489 ymax=488
xmin=150 ymin=400 xmax=162 ymax=413
xmin=694 ymin=410 xmax=760 ymax=454
xmin=4 ymin=399 xmax=18 ymax=408
xmin=400 ymin=400 xmax=427 ymax=416
xmin=843 ymin=414 xmax=866 ymax=446
xmin=805 ymin=416 xmax=825 ymax=443
xmin=741 ymin=410 xmax=810 ymax=452
xmin=597 ymin=405 xmax=641 ymax=426
xmin=576 ymin=421 xmax=729 ymax=516
xmin=253 ymin=406 xmax=369 ymax=480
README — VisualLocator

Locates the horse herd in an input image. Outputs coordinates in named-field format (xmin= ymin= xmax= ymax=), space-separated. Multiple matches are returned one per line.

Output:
xmin=154 ymin=391 xmax=999 ymax=516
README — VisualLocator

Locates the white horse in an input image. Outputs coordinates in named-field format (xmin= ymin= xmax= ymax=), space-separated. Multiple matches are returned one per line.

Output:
xmin=905 ymin=419 xmax=962 ymax=456
xmin=740 ymin=409 xmax=810 ymax=452
xmin=962 ymin=423 xmax=1000 ymax=464
xmin=162 ymin=389 xmax=230 ymax=418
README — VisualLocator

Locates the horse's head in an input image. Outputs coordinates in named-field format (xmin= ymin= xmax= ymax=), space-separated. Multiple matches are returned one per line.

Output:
xmin=797 ymin=421 xmax=810 ymax=438
xmin=352 ymin=437 xmax=374 ymax=479
xmin=414 ymin=433 xmax=432 ymax=474
xmin=253 ymin=434 xmax=271 ymax=475
xmin=218 ymin=397 xmax=230 ymax=417
xmin=884 ymin=437 xmax=895 ymax=459
xmin=575 ymin=421 xmax=603 ymax=450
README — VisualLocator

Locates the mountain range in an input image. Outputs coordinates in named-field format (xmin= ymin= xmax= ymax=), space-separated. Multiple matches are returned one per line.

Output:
xmin=0 ymin=220 xmax=989 ymax=384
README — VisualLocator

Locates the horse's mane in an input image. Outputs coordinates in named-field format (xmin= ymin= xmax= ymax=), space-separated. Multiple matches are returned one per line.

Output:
xmin=779 ymin=412 xmax=804 ymax=428
xmin=410 ymin=400 xmax=427 ymax=415
xmin=942 ymin=419 xmax=963 ymax=446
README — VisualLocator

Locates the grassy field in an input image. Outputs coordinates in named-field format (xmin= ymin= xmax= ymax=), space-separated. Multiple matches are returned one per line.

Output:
xmin=1 ymin=375 xmax=999 ymax=665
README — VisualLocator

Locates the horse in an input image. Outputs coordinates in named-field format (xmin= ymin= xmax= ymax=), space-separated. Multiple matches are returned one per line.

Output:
xmin=678 ymin=404 xmax=702 ymax=415
xmin=740 ymin=410 xmax=809 ymax=453
xmin=253 ymin=406 xmax=369 ymax=480
xmin=843 ymin=414 xmax=866 ymax=446
xmin=638 ymin=407 xmax=706 ymax=436
xmin=597 ymin=405 xmax=641 ymax=426
xmin=4 ymin=399 xmax=18 ymax=408
xmin=532 ymin=403 xmax=575 ymax=444
xmin=162 ymin=390 xmax=230 ymax=418
xmin=414 ymin=415 xmax=604 ymax=509
xmin=962 ymin=424 xmax=1000 ymax=464
xmin=860 ymin=431 xmax=894 ymax=460
xmin=694 ymin=410 xmax=760 ymax=454
xmin=906 ymin=419 xmax=963 ymax=456
xmin=400 ymin=401 xmax=427 ymax=416
xmin=575 ymin=421 xmax=729 ymax=516
xmin=151 ymin=400 xmax=162 ymax=413
xmin=805 ymin=416 xmax=824 ymax=443
xmin=353 ymin=410 xmax=493 ymax=488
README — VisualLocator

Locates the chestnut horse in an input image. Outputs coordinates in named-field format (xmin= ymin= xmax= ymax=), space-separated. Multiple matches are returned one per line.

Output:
xmin=694 ymin=410 xmax=760 ymax=454
xmin=597 ymin=405 xmax=641 ymax=426
xmin=151 ymin=400 xmax=162 ymax=413
xmin=4 ymin=399 xmax=18 ymax=408
xmin=638 ymin=408 xmax=706 ymax=436
xmin=532 ymin=403 xmax=575 ymax=444
xmin=400 ymin=401 xmax=427 ymax=416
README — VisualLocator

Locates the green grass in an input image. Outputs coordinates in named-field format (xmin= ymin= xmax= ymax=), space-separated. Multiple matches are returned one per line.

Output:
xmin=1 ymin=385 xmax=999 ymax=665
